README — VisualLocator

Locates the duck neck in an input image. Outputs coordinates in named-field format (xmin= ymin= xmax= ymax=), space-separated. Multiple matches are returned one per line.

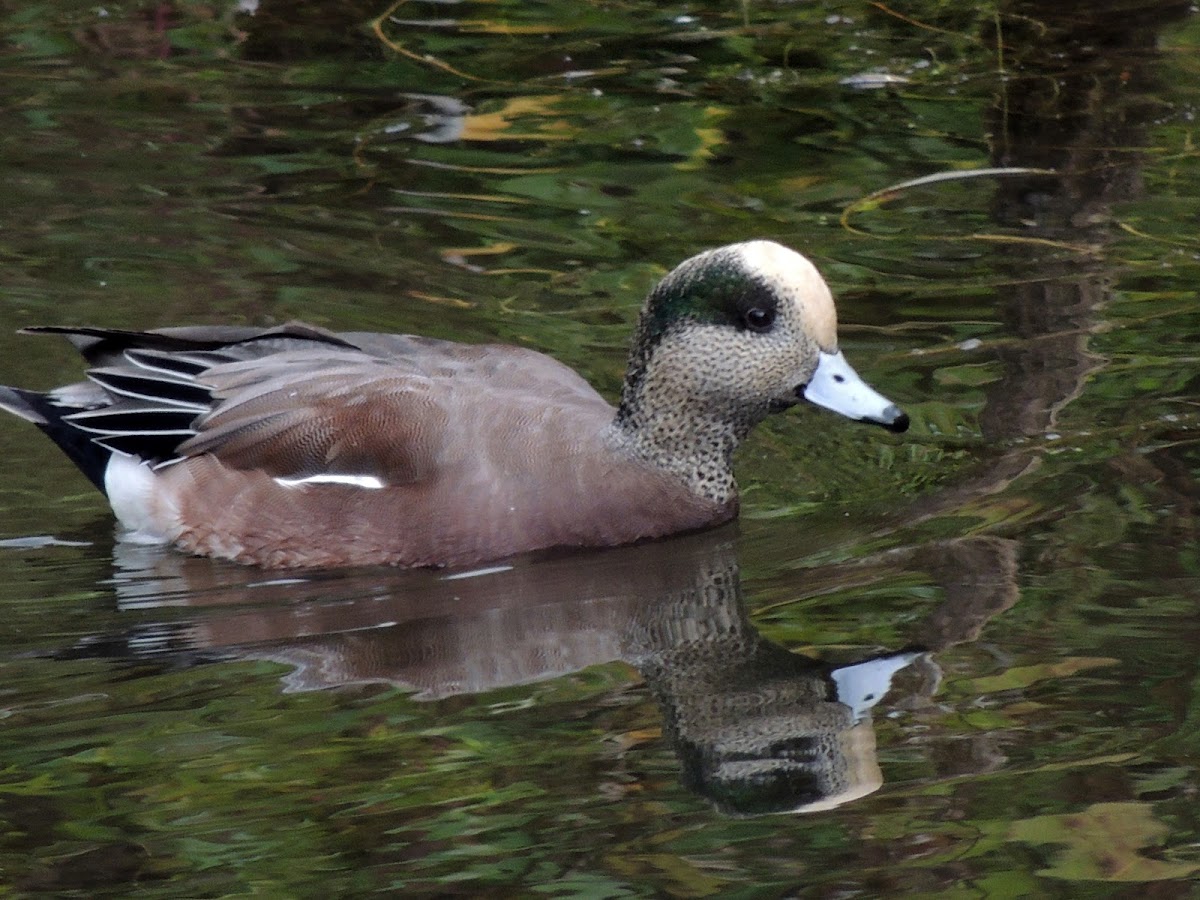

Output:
xmin=613 ymin=378 xmax=764 ymax=507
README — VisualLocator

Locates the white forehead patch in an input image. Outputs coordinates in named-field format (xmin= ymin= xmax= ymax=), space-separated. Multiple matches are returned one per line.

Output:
xmin=733 ymin=240 xmax=839 ymax=349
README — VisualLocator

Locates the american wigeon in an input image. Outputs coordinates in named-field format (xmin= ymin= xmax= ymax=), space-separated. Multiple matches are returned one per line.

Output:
xmin=0 ymin=241 xmax=908 ymax=568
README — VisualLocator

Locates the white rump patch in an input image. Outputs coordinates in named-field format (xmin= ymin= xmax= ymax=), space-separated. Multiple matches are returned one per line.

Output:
xmin=104 ymin=453 xmax=171 ymax=544
xmin=273 ymin=473 xmax=386 ymax=490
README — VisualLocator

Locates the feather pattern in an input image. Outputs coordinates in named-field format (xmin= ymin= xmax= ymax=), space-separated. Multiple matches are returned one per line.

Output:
xmin=86 ymin=367 xmax=212 ymax=411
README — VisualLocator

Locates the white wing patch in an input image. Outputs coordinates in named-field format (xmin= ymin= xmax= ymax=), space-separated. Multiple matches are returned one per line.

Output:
xmin=273 ymin=473 xmax=386 ymax=489
xmin=441 ymin=564 xmax=515 ymax=581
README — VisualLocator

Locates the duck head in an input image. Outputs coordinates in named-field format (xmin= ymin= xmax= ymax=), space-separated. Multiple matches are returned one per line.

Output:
xmin=618 ymin=240 xmax=908 ymax=435
xmin=613 ymin=241 xmax=907 ymax=503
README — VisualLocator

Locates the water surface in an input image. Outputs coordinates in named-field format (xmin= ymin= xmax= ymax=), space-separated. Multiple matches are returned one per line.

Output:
xmin=2 ymin=0 xmax=1200 ymax=895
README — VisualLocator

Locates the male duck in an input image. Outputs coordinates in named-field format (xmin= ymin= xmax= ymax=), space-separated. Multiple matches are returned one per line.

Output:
xmin=0 ymin=241 xmax=908 ymax=569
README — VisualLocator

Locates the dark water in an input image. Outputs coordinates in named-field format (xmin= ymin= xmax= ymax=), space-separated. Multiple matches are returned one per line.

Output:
xmin=2 ymin=0 xmax=1200 ymax=895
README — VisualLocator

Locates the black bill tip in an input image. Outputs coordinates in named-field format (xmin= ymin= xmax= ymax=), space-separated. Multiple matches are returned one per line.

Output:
xmin=876 ymin=404 xmax=910 ymax=434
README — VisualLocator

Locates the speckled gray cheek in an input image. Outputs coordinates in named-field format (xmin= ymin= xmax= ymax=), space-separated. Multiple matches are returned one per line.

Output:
xmin=746 ymin=318 xmax=822 ymax=398
xmin=612 ymin=321 xmax=820 ymax=505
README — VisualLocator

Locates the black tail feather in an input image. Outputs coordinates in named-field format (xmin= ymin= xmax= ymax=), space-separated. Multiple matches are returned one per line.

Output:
xmin=86 ymin=367 xmax=212 ymax=410
xmin=0 ymin=385 xmax=112 ymax=493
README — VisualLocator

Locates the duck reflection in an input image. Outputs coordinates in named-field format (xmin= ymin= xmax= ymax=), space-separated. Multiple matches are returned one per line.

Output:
xmin=66 ymin=526 xmax=1018 ymax=817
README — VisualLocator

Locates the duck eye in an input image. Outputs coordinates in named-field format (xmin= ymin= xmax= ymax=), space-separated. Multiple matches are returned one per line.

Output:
xmin=743 ymin=307 xmax=776 ymax=333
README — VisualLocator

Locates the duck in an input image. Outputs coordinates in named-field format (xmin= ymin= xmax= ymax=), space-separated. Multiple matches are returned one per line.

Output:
xmin=0 ymin=241 xmax=908 ymax=569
